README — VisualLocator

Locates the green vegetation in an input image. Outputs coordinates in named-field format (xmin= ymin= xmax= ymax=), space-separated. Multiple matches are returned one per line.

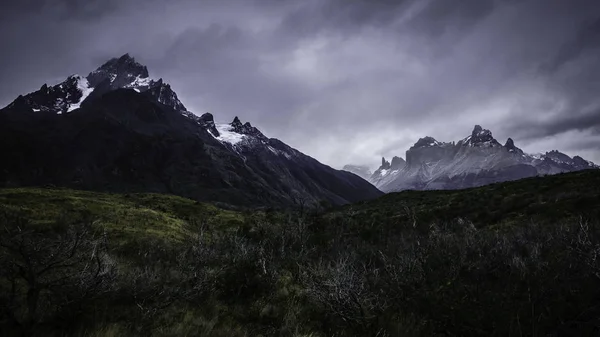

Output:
xmin=333 ymin=169 xmax=600 ymax=231
xmin=0 ymin=187 xmax=243 ymax=242
xmin=1 ymin=170 xmax=600 ymax=336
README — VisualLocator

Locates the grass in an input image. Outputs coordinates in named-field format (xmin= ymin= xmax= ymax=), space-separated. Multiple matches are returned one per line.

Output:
xmin=0 ymin=187 xmax=243 ymax=245
xmin=4 ymin=170 xmax=598 ymax=244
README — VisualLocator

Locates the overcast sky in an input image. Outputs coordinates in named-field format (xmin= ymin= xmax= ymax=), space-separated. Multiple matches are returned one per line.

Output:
xmin=1 ymin=0 xmax=599 ymax=169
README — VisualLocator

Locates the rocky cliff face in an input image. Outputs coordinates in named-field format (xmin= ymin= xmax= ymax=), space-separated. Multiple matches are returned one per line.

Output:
xmin=367 ymin=125 xmax=598 ymax=192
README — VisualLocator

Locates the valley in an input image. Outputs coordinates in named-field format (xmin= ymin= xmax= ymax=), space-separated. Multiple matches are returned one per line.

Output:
xmin=1 ymin=170 xmax=600 ymax=336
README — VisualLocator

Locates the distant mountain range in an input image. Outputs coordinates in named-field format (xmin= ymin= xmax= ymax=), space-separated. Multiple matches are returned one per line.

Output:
xmin=0 ymin=54 xmax=382 ymax=207
xmin=344 ymin=125 xmax=598 ymax=192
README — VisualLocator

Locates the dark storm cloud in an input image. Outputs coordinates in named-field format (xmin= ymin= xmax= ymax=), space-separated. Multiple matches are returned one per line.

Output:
xmin=403 ymin=0 xmax=496 ymax=37
xmin=154 ymin=24 xmax=314 ymax=127
xmin=278 ymin=0 xmax=500 ymax=39
xmin=514 ymin=108 xmax=600 ymax=140
xmin=542 ymin=16 xmax=600 ymax=73
xmin=278 ymin=0 xmax=410 ymax=37
xmin=508 ymin=11 xmax=600 ymax=146
xmin=1 ymin=0 xmax=121 ymax=20
xmin=1 ymin=0 xmax=600 ymax=166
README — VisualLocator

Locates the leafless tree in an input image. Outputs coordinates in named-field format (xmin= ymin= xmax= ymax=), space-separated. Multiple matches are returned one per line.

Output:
xmin=0 ymin=215 xmax=115 ymax=336
xmin=301 ymin=255 xmax=387 ymax=325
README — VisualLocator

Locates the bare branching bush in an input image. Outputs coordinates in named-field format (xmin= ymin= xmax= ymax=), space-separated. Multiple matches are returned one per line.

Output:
xmin=3 ymin=203 xmax=600 ymax=337
xmin=562 ymin=217 xmax=600 ymax=278
xmin=0 ymin=213 xmax=116 ymax=335
xmin=301 ymin=255 xmax=387 ymax=326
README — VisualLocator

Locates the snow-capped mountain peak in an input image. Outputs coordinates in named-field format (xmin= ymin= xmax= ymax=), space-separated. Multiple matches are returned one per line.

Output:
xmin=207 ymin=116 xmax=269 ymax=146
xmin=0 ymin=54 xmax=384 ymax=207
xmin=6 ymin=53 xmax=187 ymax=115
xmin=87 ymin=53 xmax=149 ymax=88
xmin=460 ymin=125 xmax=501 ymax=147
xmin=345 ymin=124 xmax=598 ymax=192
xmin=6 ymin=74 xmax=92 ymax=114
xmin=230 ymin=116 xmax=267 ymax=139
xmin=212 ymin=121 xmax=246 ymax=145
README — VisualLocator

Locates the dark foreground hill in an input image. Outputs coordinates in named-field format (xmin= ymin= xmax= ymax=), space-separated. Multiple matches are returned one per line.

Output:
xmin=1 ymin=170 xmax=600 ymax=336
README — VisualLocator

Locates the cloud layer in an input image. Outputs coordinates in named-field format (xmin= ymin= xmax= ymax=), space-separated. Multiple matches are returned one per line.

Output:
xmin=1 ymin=0 xmax=599 ymax=168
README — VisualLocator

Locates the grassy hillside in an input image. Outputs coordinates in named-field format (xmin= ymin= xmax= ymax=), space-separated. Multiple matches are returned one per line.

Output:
xmin=1 ymin=170 xmax=600 ymax=336
xmin=0 ymin=187 xmax=243 ymax=241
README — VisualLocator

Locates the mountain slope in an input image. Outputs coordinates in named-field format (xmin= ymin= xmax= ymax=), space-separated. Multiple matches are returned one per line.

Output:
xmin=367 ymin=125 xmax=597 ymax=192
xmin=0 ymin=54 xmax=382 ymax=207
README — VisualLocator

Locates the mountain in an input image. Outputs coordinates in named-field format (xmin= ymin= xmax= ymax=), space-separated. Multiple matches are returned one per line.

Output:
xmin=0 ymin=54 xmax=382 ymax=207
xmin=365 ymin=125 xmax=598 ymax=192
xmin=342 ymin=164 xmax=372 ymax=180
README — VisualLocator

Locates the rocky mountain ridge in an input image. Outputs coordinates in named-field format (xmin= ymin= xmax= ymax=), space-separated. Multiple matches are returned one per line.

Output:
xmin=345 ymin=125 xmax=597 ymax=192
xmin=0 ymin=54 xmax=382 ymax=206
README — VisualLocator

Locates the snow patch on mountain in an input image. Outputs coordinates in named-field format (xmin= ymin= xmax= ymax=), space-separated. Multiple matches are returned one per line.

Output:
xmin=213 ymin=123 xmax=245 ymax=145
xmin=67 ymin=76 xmax=93 ymax=112
xmin=268 ymin=145 xmax=293 ymax=159
xmin=123 ymin=75 xmax=154 ymax=91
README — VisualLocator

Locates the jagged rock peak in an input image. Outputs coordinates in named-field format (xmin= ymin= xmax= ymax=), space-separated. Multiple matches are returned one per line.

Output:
xmin=229 ymin=116 xmax=266 ymax=139
xmin=545 ymin=150 xmax=572 ymax=162
xmin=3 ymin=53 xmax=185 ymax=115
xmin=471 ymin=125 xmax=493 ymax=139
xmin=573 ymin=156 xmax=590 ymax=166
xmin=196 ymin=112 xmax=219 ymax=137
xmin=380 ymin=157 xmax=391 ymax=170
xmin=413 ymin=136 xmax=440 ymax=148
xmin=571 ymin=156 xmax=597 ymax=168
xmin=96 ymin=53 xmax=149 ymax=78
xmin=462 ymin=124 xmax=499 ymax=147
xmin=504 ymin=137 xmax=523 ymax=154
xmin=145 ymin=81 xmax=187 ymax=112
xmin=87 ymin=53 xmax=150 ymax=88
xmin=200 ymin=112 xmax=214 ymax=123
xmin=505 ymin=137 xmax=515 ymax=147
xmin=390 ymin=156 xmax=406 ymax=170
